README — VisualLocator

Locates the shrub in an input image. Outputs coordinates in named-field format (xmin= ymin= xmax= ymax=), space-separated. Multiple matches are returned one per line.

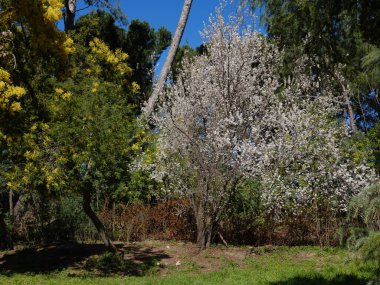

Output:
xmin=349 ymin=183 xmax=380 ymax=231
xmin=348 ymin=184 xmax=380 ymax=284
xmin=354 ymin=232 xmax=380 ymax=284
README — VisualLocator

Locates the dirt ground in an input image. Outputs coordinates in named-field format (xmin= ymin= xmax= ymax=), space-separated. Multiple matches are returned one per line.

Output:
xmin=0 ymin=240 xmax=254 ymax=276
xmin=125 ymin=240 xmax=251 ymax=276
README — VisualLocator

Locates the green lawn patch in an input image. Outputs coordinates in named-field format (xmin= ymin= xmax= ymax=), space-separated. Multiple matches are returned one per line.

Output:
xmin=0 ymin=244 xmax=375 ymax=285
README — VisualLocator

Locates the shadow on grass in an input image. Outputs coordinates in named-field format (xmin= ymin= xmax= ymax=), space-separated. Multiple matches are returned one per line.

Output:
xmin=0 ymin=242 xmax=170 ymax=276
xmin=269 ymin=274 xmax=368 ymax=285
xmin=84 ymin=244 xmax=171 ymax=276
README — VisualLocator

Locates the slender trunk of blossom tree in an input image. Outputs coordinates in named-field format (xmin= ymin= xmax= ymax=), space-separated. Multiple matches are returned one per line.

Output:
xmin=144 ymin=0 xmax=193 ymax=117
xmin=82 ymin=190 xmax=117 ymax=252
xmin=64 ymin=0 xmax=77 ymax=32
xmin=192 ymin=178 xmax=240 ymax=249
xmin=196 ymin=219 xmax=213 ymax=249
xmin=194 ymin=203 xmax=213 ymax=249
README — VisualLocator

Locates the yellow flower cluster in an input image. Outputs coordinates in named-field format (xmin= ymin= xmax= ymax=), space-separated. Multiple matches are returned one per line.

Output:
xmin=55 ymin=87 xmax=73 ymax=101
xmin=8 ymin=0 xmax=75 ymax=59
xmin=131 ymin=81 xmax=141 ymax=94
xmin=88 ymin=38 xmax=133 ymax=76
xmin=91 ymin=82 xmax=100 ymax=93
xmin=42 ymin=0 xmax=63 ymax=23
xmin=21 ymin=122 xmax=64 ymax=191
xmin=0 ymin=68 xmax=26 ymax=112
xmin=131 ymin=143 xmax=140 ymax=151
xmin=63 ymin=37 xmax=75 ymax=55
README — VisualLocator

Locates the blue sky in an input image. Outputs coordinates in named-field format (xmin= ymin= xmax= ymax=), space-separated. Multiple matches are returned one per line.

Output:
xmin=68 ymin=0 xmax=265 ymax=48
xmin=60 ymin=1 xmax=265 ymax=73
xmin=118 ymin=0 xmax=223 ymax=47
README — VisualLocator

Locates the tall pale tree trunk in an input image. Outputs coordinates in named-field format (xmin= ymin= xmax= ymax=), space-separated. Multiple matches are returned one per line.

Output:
xmin=335 ymin=70 xmax=357 ymax=134
xmin=144 ymin=0 xmax=193 ymax=117
xmin=344 ymin=90 xmax=357 ymax=134
xmin=64 ymin=0 xmax=77 ymax=32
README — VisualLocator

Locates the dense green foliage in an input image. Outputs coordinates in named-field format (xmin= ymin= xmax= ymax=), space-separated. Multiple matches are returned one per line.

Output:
xmin=248 ymin=2 xmax=380 ymax=272
xmin=250 ymin=0 xmax=380 ymax=129
xmin=71 ymin=10 xmax=171 ymax=106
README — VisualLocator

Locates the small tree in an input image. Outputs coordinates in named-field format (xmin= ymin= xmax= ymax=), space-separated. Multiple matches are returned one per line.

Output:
xmin=148 ymin=8 xmax=374 ymax=249
xmin=16 ymin=37 xmax=141 ymax=251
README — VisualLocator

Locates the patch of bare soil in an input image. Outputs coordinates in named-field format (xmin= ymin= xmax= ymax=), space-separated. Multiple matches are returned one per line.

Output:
xmin=0 ymin=241 xmax=252 ymax=276
xmin=293 ymin=251 xmax=317 ymax=261
xmin=131 ymin=240 xmax=251 ymax=276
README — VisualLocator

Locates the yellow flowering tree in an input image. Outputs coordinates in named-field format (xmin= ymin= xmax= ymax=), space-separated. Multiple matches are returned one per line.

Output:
xmin=17 ymin=36 xmax=147 ymax=250
xmin=0 ymin=67 xmax=25 ymax=249
xmin=0 ymin=68 xmax=25 ymax=112
xmin=0 ymin=0 xmax=74 ymax=248
xmin=1 ymin=0 xmax=75 ymax=58
xmin=0 ymin=1 xmax=158 ymax=249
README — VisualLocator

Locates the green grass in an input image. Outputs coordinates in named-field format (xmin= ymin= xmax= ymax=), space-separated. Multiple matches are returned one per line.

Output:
xmin=0 ymin=246 xmax=376 ymax=285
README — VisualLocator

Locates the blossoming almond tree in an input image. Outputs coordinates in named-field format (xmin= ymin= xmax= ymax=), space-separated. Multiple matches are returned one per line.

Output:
xmin=148 ymin=9 xmax=375 ymax=249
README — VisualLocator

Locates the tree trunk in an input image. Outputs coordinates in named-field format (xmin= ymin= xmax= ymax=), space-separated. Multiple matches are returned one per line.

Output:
xmin=196 ymin=223 xmax=213 ymax=250
xmin=9 ymin=190 xmax=13 ymax=221
xmin=144 ymin=0 xmax=193 ymax=117
xmin=0 ymin=205 xmax=13 ymax=249
xmin=335 ymin=70 xmax=357 ymax=134
xmin=64 ymin=0 xmax=77 ymax=32
xmin=195 ymin=207 xmax=213 ymax=250
xmin=13 ymin=194 xmax=22 ymax=223
xmin=82 ymin=190 xmax=116 ymax=252
xmin=197 ymin=234 xmax=206 ymax=249
xmin=196 ymin=223 xmax=208 ymax=250
xmin=344 ymin=92 xmax=357 ymax=134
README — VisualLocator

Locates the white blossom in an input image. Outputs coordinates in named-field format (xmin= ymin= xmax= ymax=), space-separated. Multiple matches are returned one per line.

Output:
xmin=143 ymin=7 xmax=375 ymax=245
